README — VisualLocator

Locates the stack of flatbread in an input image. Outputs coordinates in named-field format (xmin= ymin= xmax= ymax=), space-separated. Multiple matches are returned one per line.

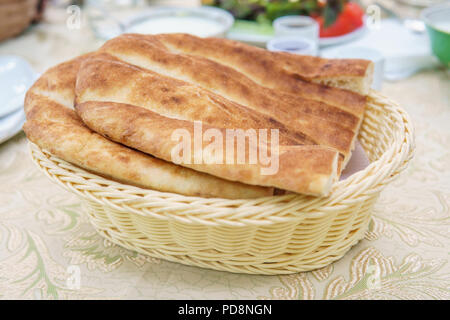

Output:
xmin=24 ymin=33 xmax=373 ymax=199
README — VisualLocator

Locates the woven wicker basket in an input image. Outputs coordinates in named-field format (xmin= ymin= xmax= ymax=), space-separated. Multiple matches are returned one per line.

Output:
xmin=29 ymin=91 xmax=414 ymax=275
xmin=0 ymin=0 xmax=38 ymax=42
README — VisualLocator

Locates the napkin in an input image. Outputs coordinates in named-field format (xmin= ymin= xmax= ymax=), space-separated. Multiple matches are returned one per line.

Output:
xmin=340 ymin=141 xmax=371 ymax=180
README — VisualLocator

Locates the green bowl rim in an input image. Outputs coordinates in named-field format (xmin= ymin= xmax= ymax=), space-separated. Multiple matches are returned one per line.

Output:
xmin=421 ymin=2 xmax=450 ymax=35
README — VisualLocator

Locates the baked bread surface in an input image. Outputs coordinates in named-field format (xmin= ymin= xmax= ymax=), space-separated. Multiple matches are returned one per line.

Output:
xmin=23 ymin=55 xmax=275 ymax=199
xmin=77 ymin=100 xmax=339 ymax=196
xmin=90 ymin=34 xmax=369 ymax=165
xmin=24 ymin=34 xmax=373 ymax=198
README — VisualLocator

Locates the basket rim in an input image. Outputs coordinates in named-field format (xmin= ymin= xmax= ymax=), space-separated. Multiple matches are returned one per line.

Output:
xmin=29 ymin=91 xmax=415 ymax=226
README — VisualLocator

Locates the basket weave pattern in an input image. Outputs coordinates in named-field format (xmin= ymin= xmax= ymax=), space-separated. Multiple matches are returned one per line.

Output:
xmin=29 ymin=91 xmax=415 ymax=274
xmin=0 ymin=0 xmax=38 ymax=42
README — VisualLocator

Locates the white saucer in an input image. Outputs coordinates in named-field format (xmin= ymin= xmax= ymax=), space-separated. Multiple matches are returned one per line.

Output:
xmin=0 ymin=55 xmax=37 ymax=118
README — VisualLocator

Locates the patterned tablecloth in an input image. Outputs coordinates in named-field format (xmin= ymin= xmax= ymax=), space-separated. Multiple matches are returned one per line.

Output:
xmin=0 ymin=7 xmax=449 ymax=300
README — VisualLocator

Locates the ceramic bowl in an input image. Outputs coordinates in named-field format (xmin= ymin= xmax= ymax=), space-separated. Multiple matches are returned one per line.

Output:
xmin=421 ymin=2 xmax=450 ymax=66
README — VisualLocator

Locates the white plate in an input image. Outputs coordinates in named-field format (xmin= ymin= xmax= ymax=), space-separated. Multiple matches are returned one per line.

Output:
xmin=89 ymin=6 xmax=234 ymax=40
xmin=0 ymin=108 xmax=26 ymax=144
xmin=0 ymin=55 xmax=37 ymax=118
xmin=319 ymin=24 xmax=367 ymax=47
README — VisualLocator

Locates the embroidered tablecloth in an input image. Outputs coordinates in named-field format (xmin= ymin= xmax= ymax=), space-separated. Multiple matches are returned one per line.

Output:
xmin=0 ymin=5 xmax=449 ymax=300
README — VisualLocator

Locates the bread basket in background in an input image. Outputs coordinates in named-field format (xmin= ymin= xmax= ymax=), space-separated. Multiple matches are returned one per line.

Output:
xmin=0 ymin=0 xmax=39 ymax=42
xmin=29 ymin=90 xmax=414 ymax=275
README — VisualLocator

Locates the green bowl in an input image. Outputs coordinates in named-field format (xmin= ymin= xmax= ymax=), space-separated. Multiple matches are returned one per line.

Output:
xmin=421 ymin=3 xmax=450 ymax=67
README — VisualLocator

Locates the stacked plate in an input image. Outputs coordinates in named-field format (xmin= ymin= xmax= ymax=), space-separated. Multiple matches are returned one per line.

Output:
xmin=0 ymin=56 xmax=37 ymax=144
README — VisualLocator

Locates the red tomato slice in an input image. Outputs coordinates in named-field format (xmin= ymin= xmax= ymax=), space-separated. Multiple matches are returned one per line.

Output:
xmin=345 ymin=2 xmax=365 ymax=27
xmin=315 ymin=2 xmax=364 ymax=38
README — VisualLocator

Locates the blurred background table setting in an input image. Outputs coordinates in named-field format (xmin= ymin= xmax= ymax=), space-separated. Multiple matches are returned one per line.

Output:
xmin=0 ymin=0 xmax=449 ymax=300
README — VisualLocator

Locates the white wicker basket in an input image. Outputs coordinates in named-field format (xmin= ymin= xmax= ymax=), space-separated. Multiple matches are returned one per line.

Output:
xmin=29 ymin=91 xmax=415 ymax=275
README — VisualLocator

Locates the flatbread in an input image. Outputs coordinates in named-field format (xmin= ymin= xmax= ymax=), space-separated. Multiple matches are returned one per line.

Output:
xmin=76 ymin=100 xmax=339 ymax=196
xmin=93 ymin=34 xmax=367 ymax=165
xmin=23 ymin=55 xmax=275 ymax=199
xmin=154 ymin=33 xmax=373 ymax=98
xmin=75 ymin=52 xmax=310 ymax=147
xmin=74 ymin=37 xmax=347 ymax=196
xmin=25 ymin=34 xmax=373 ymax=198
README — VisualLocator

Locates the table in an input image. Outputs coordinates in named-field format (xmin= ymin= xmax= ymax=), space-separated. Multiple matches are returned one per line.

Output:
xmin=0 ymin=5 xmax=449 ymax=300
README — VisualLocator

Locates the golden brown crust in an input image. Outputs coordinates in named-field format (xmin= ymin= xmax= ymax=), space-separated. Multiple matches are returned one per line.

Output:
xmin=23 ymin=56 xmax=274 ymax=199
xmin=153 ymin=33 xmax=370 ymax=109
xmin=93 ymin=34 xmax=360 ymax=162
xmin=75 ymin=52 xmax=309 ymax=146
xmin=24 ymin=34 xmax=370 ymax=198
xmin=76 ymin=101 xmax=339 ymax=196
xmin=157 ymin=33 xmax=371 ymax=78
